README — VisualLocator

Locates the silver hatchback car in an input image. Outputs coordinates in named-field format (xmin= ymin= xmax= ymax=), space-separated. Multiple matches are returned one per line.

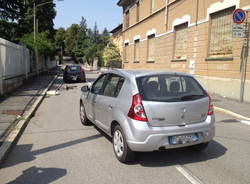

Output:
xmin=80 ymin=70 xmax=215 ymax=163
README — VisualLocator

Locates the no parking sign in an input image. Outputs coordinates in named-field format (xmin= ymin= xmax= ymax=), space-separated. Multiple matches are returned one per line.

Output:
xmin=233 ymin=9 xmax=246 ymax=24
xmin=232 ymin=9 xmax=246 ymax=38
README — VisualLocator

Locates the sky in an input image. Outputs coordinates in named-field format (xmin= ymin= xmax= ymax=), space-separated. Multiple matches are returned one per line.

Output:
xmin=54 ymin=0 xmax=123 ymax=32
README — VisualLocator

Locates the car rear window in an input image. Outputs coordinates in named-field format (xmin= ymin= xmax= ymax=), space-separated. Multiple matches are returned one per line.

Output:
xmin=136 ymin=74 xmax=206 ymax=102
xmin=67 ymin=66 xmax=81 ymax=72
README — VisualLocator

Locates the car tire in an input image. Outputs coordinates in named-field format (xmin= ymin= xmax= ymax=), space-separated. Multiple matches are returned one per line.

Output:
xmin=191 ymin=142 xmax=209 ymax=151
xmin=80 ymin=102 xmax=91 ymax=126
xmin=113 ymin=125 xmax=135 ymax=163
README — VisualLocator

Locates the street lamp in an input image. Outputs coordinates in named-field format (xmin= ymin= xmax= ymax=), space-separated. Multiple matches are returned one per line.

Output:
xmin=33 ymin=0 xmax=63 ymax=74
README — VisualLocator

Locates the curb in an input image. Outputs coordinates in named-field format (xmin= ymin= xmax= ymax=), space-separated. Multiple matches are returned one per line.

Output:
xmin=0 ymin=75 xmax=58 ymax=165
xmin=214 ymin=106 xmax=250 ymax=121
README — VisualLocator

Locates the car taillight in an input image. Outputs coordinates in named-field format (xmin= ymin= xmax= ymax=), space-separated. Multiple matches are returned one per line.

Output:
xmin=205 ymin=91 xmax=214 ymax=115
xmin=128 ymin=94 xmax=148 ymax=122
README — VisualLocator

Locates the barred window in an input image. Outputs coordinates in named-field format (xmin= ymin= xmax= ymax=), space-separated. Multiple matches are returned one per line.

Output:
xmin=209 ymin=7 xmax=234 ymax=58
xmin=134 ymin=40 xmax=140 ymax=62
xmin=174 ymin=23 xmax=188 ymax=60
xmin=147 ymin=34 xmax=155 ymax=61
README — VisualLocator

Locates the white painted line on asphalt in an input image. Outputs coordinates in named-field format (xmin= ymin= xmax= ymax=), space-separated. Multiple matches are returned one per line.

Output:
xmin=214 ymin=106 xmax=250 ymax=121
xmin=241 ymin=120 xmax=250 ymax=126
xmin=176 ymin=165 xmax=204 ymax=184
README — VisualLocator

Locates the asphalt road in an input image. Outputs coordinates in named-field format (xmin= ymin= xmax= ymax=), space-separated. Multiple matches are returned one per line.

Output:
xmin=0 ymin=71 xmax=250 ymax=184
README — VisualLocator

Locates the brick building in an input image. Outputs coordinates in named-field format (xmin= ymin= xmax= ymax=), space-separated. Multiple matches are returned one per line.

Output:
xmin=117 ymin=0 xmax=250 ymax=102
xmin=110 ymin=24 xmax=123 ymax=56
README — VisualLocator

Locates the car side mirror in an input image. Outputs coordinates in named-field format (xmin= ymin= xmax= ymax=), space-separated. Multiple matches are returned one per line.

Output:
xmin=81 ymin=86 xmax=89 ymax=92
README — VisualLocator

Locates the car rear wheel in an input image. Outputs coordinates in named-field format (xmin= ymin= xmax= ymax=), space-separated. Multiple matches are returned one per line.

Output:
xmin=63 ymin=77 xmax=69 ymax=83
xmin=80 ymin=102 xmax=91 ymax=125
xmin=190 ymin=142 xmax=209 ymax=151
xmin=113 ymin=125 xmax=134 ymax=163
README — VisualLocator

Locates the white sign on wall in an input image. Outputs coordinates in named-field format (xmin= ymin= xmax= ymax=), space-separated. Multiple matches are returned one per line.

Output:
xmin=232 ymin=24 xmax=245 ymax=38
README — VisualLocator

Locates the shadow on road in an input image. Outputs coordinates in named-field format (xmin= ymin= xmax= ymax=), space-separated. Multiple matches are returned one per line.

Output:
xmin=219 ymin=119 xmax=240 ymax=123
xmin=6 ymin=166 xmax=67 ymax=184
xmin=1 ymin=134 xmax=102 ymax=169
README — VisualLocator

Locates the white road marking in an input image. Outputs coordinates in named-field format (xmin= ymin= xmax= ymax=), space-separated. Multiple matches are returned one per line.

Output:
xmin=241 ymin=120 xmax=250 ymax=126
xmin=175 ymin=165 xmax=204 ymax=184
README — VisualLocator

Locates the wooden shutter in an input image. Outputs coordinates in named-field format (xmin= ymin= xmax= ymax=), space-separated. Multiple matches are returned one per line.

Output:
xmin=209 ymin=7 xmax=234 ymax=57
xmin=148 ymin=35 xmax=155 ymax=61
xmin=134 ymin=40 xmax=140 ymax=62
xmin=174 ymin=23 xmax=188 ymax=59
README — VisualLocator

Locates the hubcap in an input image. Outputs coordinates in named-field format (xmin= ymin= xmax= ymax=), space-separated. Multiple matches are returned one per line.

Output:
xmin=80 ymin=104 xmax=85 ymax=121
xmin=113 ymin=130 xmax=124 ymax=157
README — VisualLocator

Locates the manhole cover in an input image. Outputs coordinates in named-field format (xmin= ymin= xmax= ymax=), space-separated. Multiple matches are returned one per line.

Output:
xmin=2 ymin=110 xmax=23 ymax=116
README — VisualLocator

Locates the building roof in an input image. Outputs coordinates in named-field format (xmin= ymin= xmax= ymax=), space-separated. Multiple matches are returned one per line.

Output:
xmin=110 ymin=24 xmax=123 ymax=34
xmin=117 ymin=0 xmax=126 ymax=6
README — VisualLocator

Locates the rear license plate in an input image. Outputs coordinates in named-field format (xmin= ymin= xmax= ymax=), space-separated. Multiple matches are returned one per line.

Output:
xmin=72 ymin=76 xmax=77 ymax=80
xmin=169 ymin=133 xmax=199 ymax=145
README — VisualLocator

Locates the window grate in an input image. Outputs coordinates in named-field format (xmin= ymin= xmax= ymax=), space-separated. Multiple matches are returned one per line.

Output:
xmin=209 ymin=7 xmax=234 ymax=58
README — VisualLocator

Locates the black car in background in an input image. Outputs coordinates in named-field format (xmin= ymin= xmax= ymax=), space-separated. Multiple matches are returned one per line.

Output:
xmin=63 ymin=65 xmax=86 ymax=83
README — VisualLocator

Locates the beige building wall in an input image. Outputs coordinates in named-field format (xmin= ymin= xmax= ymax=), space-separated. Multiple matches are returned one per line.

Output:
xmin=119 ymin=0 xmax=250 ymax=102
xmin=111 ymin=31 xmax=123 ymax=56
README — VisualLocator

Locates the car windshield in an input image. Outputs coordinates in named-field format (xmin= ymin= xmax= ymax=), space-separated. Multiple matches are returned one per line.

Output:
xmin=136 ymin=74 xmax=206 ymax=102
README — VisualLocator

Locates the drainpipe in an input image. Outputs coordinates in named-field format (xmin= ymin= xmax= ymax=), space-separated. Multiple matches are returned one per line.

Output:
xmin=165 ymin=0 xmax=170 ymax=29
xmin=196 ymin=0 xmax=199 ymax=26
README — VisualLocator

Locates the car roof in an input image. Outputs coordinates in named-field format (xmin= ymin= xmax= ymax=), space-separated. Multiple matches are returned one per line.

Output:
xmin=66 ymin=65 xmax=81 ymax=67
xmin=106 ymin=69 xmax=193 ymax=79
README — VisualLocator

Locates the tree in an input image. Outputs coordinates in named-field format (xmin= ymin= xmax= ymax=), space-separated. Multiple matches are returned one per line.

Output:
xmin=19 ymin=0 xmax=56 ymax=39
xmin=0 ymin=0 xmax=24 ymax=21
xmin=55 ymin=27 xmax=66 ymax=64
xmin=62 ymin=18 xmax=111 ymax=66
xmin=64 ymin=24 xmax=81 ymax=62
xmin=102 ymin=28 xmax=110 ymax=37
xmin=102 ymin=44 xmax=122 ymax=68
xmin=0 ymin=0 xmax=25 ymax=41
xmin=20 ymin=31 xmax=55 ymax=55
xmin=92 ymin=22 xmax=99 ymax=43
xmin=0 ymin=0 xmax=56 ymax=42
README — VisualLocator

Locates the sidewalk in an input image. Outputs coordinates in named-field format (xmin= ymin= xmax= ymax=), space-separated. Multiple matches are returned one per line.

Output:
xmin=0 ymin=70 xmax=58 ymax=143
xmin=212 ymin=94 xmax=250 ymax=121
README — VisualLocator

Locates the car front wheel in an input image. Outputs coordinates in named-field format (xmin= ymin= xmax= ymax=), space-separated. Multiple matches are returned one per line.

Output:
xmin=113 ymin=125 xmax=134 ymax=163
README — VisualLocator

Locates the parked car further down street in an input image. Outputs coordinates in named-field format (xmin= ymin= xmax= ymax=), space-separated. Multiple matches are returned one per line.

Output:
xmin=79 ymin=70 xmax=215 ymax=163
xmin=63 ymin=65 xmax=86 ymax=83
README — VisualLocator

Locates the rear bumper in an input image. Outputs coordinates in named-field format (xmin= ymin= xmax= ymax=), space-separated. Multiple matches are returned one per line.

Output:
xmin=65 ymin=75 xmax=84 ymax=81
xmin=126 ymin=116 xmax=215 ymax=152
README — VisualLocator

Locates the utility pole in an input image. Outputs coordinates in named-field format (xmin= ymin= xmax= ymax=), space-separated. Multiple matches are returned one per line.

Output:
xmin=33 ymin=0 xmax=64 ymax=74
xmin=33 ymin=2 xmax=39 ymax=75
xmin=0 ymin=41 xmax=3 ymax=95
xmin=240 ymin=10 xmax=249 ymax=102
